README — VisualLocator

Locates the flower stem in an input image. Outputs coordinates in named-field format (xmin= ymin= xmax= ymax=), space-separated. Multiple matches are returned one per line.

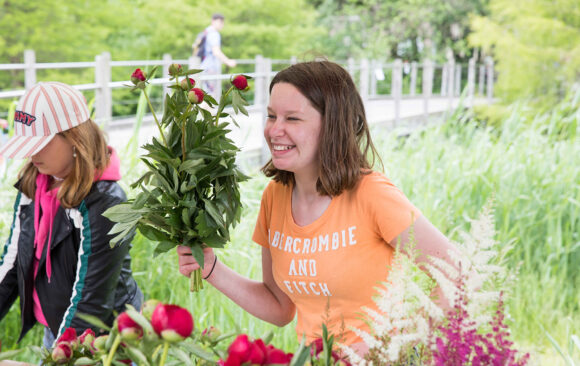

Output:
xmin=143 ymin=91 xmax=168 ymax=147
xmin=181 ymin=103 xmax=194 ymax=163
xmin=159 ymin=341 xmax=170 ymax=366
xmin=214 ymin=86 xmax=234 ymax=126
xmin=104 ymin=334 xmax=121 ymax=366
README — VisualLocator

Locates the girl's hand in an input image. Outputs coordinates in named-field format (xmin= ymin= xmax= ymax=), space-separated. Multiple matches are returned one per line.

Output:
xmin=176 ymin=245 xmax=216 ymax=279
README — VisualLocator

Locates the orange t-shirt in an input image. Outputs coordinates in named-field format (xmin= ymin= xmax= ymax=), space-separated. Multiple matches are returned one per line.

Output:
xmin=252 ymin=171 xmax=421 ymax=345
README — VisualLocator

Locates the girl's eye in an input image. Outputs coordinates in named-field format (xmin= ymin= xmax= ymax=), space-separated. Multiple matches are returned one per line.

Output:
xmin=287 ymin=117 xmax=299 ymax=121
xmin=267 ymin=115 xmax=276 ymax=120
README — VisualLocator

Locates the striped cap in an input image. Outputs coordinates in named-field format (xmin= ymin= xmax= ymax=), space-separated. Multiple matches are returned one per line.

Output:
xmin=0 ymin=82 xmax=90 ymax=159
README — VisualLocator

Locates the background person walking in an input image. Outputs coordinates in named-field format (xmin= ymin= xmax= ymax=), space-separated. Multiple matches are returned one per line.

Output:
xmin=194 ymin=13 xmax=237 ymax=98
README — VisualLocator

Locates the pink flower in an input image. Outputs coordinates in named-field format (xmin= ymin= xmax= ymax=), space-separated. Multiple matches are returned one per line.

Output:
xmin=265 ymin=343 xmax=293 ymax=365
xmin=187 ymin=88 xmax=205 ymax=104
xmin=51 ymin=342 xmax=72 ymax=364
xmin=151 ymin=303 xmax=194 ymax=342
xmin=222 ymin=335 xmax=293 ymax=366
xmin=168 ymin=63 xmax=183 ymax=76
xmin=78 ymin=328 xmax=95 ymax=348
xmin=181 ymin=77 xmax=196 ymax=90
xmin=131 ymin=68 xmax=147 ymax=84
xmin=57 ymin=327 xmax=77 ymax=344
xmin=232 ymin=75 xmax=249 ymax=91
xmin=117 ymin=312 xmax=143 ymax=341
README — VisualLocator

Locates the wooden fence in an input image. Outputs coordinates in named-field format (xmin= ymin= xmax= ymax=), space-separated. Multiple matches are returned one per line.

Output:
xmin=0 ymin=50 xmax=495 ymax=126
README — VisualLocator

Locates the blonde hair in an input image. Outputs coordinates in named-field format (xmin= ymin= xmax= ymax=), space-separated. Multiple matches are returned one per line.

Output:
xmin=18 ymin=120 xmax=110 ymax=208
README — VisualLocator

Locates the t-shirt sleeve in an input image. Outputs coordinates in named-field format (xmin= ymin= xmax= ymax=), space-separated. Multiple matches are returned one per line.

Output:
xmin=252 ymin=181 xmax=274 ymax=247
xmin=360 ymin=172 xmax=421 ymax=244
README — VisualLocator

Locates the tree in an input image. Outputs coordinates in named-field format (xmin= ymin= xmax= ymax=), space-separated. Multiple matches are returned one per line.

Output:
xmin=469 ymin=0 xmax=580 ymax=102
xmin=309 ymin=0 xmax=488 ymax=62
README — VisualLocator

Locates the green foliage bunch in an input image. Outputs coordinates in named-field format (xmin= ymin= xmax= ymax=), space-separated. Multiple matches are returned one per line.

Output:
xmin=469 ymin=0 xmax=580 ymax=104
xmin=104 ymin=65 xmax=250 ymax=292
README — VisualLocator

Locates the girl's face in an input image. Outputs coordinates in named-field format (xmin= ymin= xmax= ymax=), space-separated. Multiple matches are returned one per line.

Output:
xmin=30 ymin=134 xmax=75 ymax=179
xmin=264 ymin=82 xmax=322 ymax=179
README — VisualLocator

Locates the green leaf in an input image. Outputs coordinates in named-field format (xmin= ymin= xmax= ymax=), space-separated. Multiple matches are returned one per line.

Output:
xmin=0 ymin=349 xmax=25 ymax=361
xmin=102 ymin=203 xmax=145 ymax=223
xmin=77 ymin=313 xmax=112 ymax=332
xmin=168 ymin=347 xmax=194 ymax=366
xmin=154 ymin=241 xmax=178 ymax=256
xmin=203 ymin=199 xmax=225 ymax=227
xmin=180 ymin=342 xmax=216 ymax=361
xmin=139 ymin=224 xmax=171 ymax=243
xmin=191 ymin=244 xmax=205 ymax=269
xmin=74 ymin=357 xmax=99 ymax=365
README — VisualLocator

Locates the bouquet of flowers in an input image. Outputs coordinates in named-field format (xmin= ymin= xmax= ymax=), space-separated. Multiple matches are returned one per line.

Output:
xmin=104 ymin=65 xmax=250 ymax=291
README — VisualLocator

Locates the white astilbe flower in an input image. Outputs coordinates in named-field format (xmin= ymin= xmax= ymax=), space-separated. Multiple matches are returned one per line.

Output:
xmin=345 ymin=199 xmax=519 ymax=365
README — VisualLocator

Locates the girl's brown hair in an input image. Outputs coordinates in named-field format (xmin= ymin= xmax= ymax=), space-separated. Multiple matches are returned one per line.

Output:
xmin=261 ymin=60 xmax=381 ymax=196
xmin=18 ymin=119 xmax=110 ymax=208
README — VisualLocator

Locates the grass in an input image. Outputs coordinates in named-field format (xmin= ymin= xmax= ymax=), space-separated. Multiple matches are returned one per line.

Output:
xmin=0 ymin=97 xmax=578 ymax=364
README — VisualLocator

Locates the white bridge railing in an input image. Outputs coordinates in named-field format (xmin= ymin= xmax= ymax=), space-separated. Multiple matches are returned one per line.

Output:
xmin=0 ymin=50 xmax=495 ymax=126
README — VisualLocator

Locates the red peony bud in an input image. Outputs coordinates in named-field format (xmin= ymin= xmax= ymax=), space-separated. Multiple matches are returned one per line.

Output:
xmin=141 ymin=299 xmax=161 ymax=321
xmin=168 ymin=63 xmax=183 ymax=76
xmin=151 ymin=304 xmax=194 ymax=342
xmin=181 ymin=77 xmax=196 ymax=90
xmin=131 ymin=68 xmax=147 ymax=85
xmin=232 ymin=75 xmax=249 ymax=91
xmin=117 ymin=312 xmax=143 ymax=341
xmin=51 ymin=342 xmax=73 ymax=364
xmin=92 ymin=335 xmax=108 ymax=351
xmin=224 ymin=334 xmax=252 ymax=366
xmin=79 ymin=329 xmax=95 ymax=348
xmin=201 ymin=326 xmax=222 ymax=344
xmin=187 ymin=88 xmax=205 ymax=104
xmin=56 ymin=327 xmax=78 ymax=349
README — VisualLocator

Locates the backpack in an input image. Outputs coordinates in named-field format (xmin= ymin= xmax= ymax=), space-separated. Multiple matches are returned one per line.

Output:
xmin=192 ymin=30 xmax=207 ymax=60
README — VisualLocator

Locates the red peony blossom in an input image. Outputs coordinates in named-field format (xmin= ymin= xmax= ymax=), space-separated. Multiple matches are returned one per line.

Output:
xmin=168 ymin=63 xmax=183 ymax=76
xmin=187 ymin=88 xmax=205 ymax=104
xmin=151 ymin=303 xmax=194 ymax=342
xmin=232 ymin=75 xmax=249 ymax=91
xmin=223 ymin=335 xmax=292 ymax=366
xmin=117 ymin=312 xmax=143 ymax=341
xmin=181 ymin=77 xmax=196 ymax=90
xmin=51 ymin=342 xmax=73 ymax=364
xmin=131 ymin=68 xmax=147 ymax=84
xmin=310 ymin=338 xmax=351 ymax=366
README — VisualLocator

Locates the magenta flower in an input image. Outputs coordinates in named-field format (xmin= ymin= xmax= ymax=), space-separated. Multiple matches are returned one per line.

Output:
xmin=232 ymin=75 xmax=249 ymax=91
xmin=151 ymin=303 xmax=194 ymax=342
xmin=188 ymin=88 xmax=205 ymax=104
xmin=51 ymin=342 xmax=73 ymax=364
xmin=131 ymin=68 xmax=147 ymax=84
xmin=117 ymin=312 xmax=143 ymax=341
xmin=78 ymin=328 xmax=95 ymax=348
xmin=222 ymin=334 xmax=293 ymax=366
xmin=181 ymin=77 xmax=196 ymax=90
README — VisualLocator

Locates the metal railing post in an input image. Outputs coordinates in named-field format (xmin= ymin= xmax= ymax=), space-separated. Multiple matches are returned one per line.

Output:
xmin=162 ymin=54 xmax=172 ymax=98
xmin=467 ymin=58 xmax=476 ymax=103
xmin=410 ymin=61 xmax=418 ymax=96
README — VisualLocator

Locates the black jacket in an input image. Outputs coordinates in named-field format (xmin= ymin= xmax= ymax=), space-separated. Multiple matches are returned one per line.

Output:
xmin=0 ymin=180 xmax=143 ymax=341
